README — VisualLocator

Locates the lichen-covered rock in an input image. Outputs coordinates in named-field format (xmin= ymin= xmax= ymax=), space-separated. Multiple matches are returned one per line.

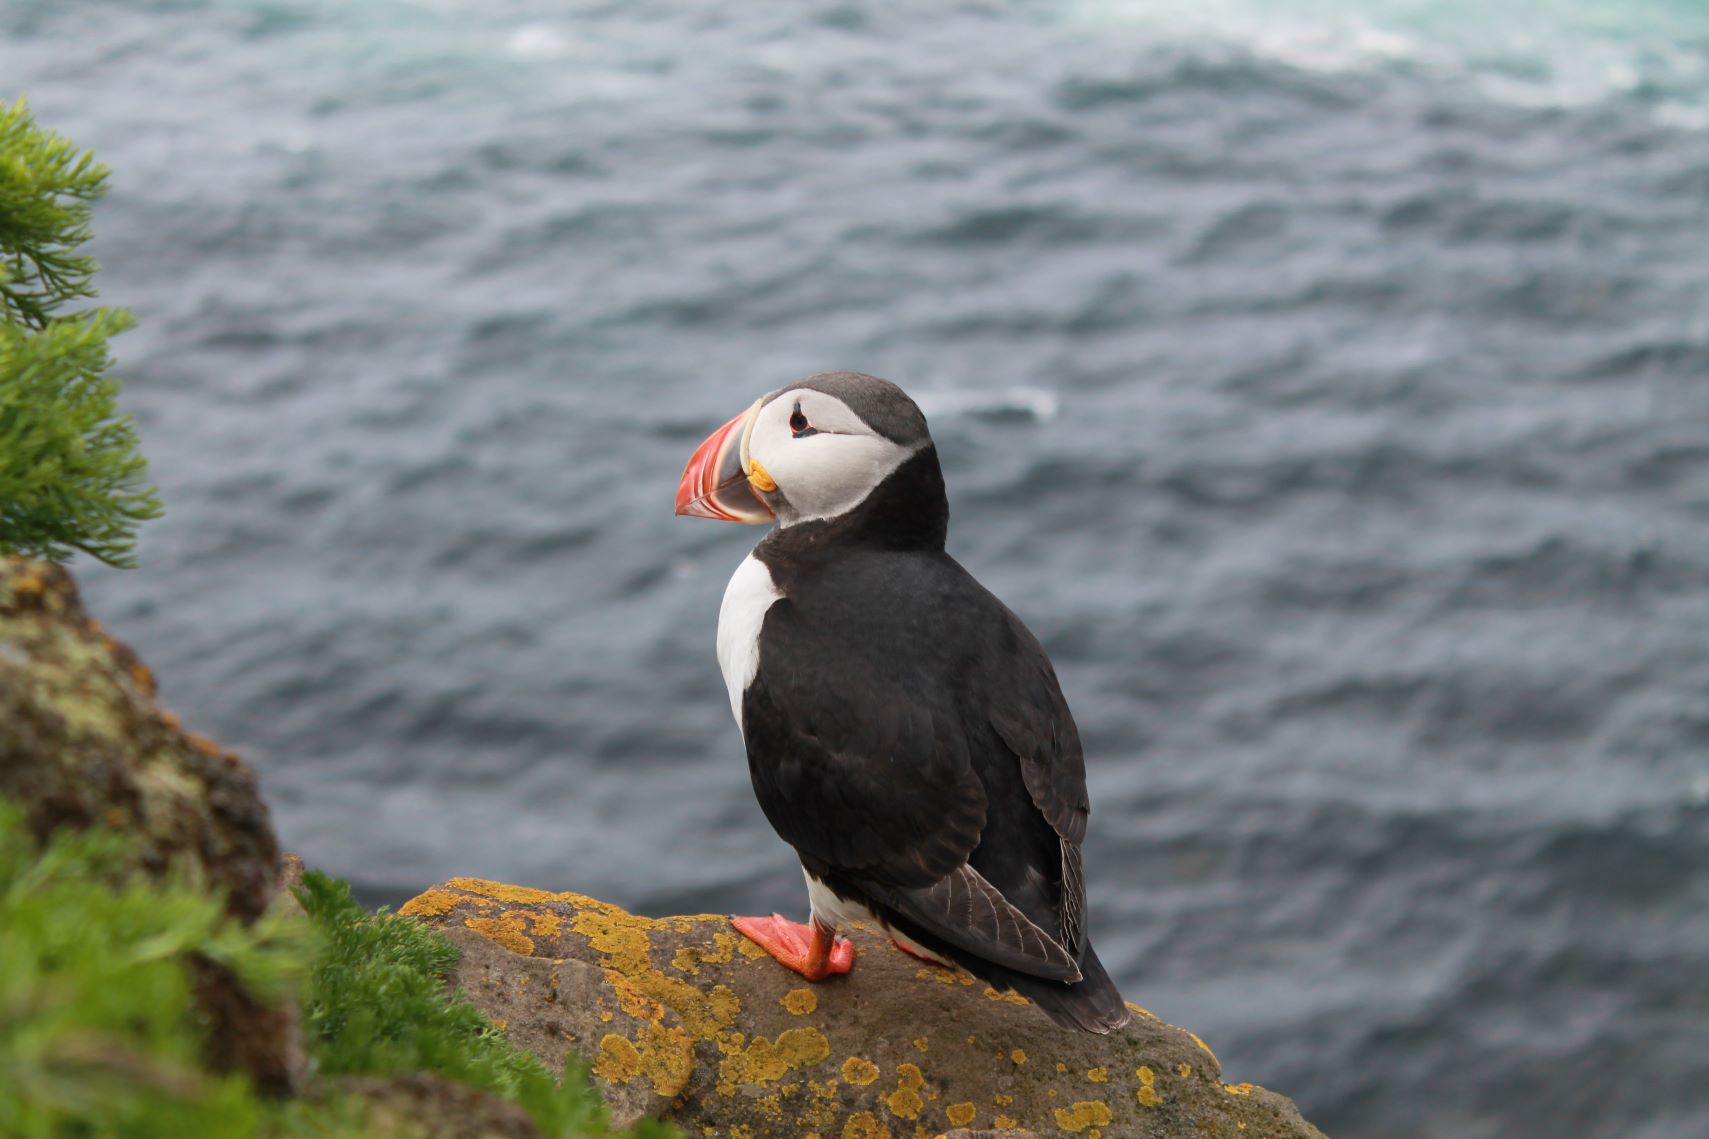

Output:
xmin=403 ymin=877 xmax=1328 ymax=1139
xmin=0 ymin=556 xmax=301 ymax=1092
xmin=440 ymin=924 xmax=689 ymax=1128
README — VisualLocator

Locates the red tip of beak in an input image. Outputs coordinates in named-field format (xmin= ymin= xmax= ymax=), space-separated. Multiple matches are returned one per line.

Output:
xmin=675 ymin=404 xmax=774 ymax=523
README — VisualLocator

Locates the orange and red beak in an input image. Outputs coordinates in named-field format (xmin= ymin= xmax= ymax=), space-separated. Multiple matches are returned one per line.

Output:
xmin=674 ymin=398 xmax=775 ymax=524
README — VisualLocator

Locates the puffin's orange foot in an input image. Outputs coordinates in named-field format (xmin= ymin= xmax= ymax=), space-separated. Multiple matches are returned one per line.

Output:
xmin=732 ymin=914 xmax=854 ymax=981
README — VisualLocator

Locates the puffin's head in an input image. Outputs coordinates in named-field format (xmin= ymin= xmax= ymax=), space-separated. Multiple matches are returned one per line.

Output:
xmin=675 ymin=372 xmax=934 ymax=528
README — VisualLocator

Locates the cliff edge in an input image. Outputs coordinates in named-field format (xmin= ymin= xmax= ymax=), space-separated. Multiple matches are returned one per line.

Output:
xmin=403 ymin=879 xmax=1327 ymax=1139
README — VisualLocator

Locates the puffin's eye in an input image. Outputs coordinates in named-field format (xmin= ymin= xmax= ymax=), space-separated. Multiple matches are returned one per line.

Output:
xmin=789 ymin=407 xmax=812 ymax=436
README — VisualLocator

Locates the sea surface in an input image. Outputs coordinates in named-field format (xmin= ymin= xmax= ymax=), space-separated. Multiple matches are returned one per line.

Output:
xmin=5 ymin=2 xmax=1708 ymax=1135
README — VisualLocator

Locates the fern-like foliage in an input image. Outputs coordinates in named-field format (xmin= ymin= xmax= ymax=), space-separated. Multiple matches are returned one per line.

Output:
xmin=0 ymin=98 xmax=161 ymax=568
xmin=0 ymin=799 xmax=679 ymax=1138
xmin=0 ymin=98 xmax=108 ymax=330
xmin=296 ymin=872 xmax=678 ymax=1139
xmin=0 ymin=801 xmax=310 ymax=1138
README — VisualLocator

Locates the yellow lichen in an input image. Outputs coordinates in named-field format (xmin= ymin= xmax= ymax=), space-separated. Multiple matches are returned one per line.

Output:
xmin=445 ymin=877 xmax=564 ymax=905
xmin=1054 ymin=1101 xmax=1113 ymax=1132
xmin=715 ymin=1027 xmax=830 ymax=1095
xmin=912 ymin=1036 xmax=928 ymax=1053
xmin=464 ymin=913 xmax=534 ymax=956
xmin=1138 ymin=1085 xmax=1162 ymax=1107
xmin=1177 ymin=1062 xmax=1192 ymax=1078
xmin=993 ymin=1115 xmax=1019 ymax=1129
xmin=1190 ymin=1032 xmax=1219 ymax=1064
xmin=633 ymin=1022 xmax=695 ymax=1096
xmin=840 ymin=1113 xmax=886 ymax=1139
xmin=529 ymin=910 xmax=562 ymax=939
xmin=684 ymin=912 xmax=728 ymax=924
xmin=841 ymin=1056 xmax=880 ymax=1086
xmin=1010 ymin=1048 xmax=1027 ymax=1065
xmin=782 ymin=988 xmax=818 ymax=1016
xmin=667 ymin=977 xmax=740 ymax=1039
xmin=981 ymin=985 xmax=1031 ymax=1006
xmin=570 ymin=907 xmax=742 ymax=1039
xmin=1124 ymin=1001 xmax=1159 ymax=1020
xmin=885 ymin=1063 xmax=924 ymax=1120
xmin=593 ymin=1034 xmax=642 ymax=1083
xmin=945 ymin=1102 xmax=976 ymax=1127
xmin=800 ymin=1078 xmax=842 ymax=1132
xmin=1136 ymin=1065 xmax=1155 ymax=1086
xmin=1087 ymin=1067 xmax=1108 ymax=1082
xmin=916 ymin=967 xmax=958 ymax=986
xmin=605 ymin=971 xmax=667 ymax=1021
xmin=1055 ymin=1062 xmax=1067 ymax=1073
xmin=994 ymin=1093 xmax=1014 ymax=1106
xmin=671 ymin=930 xmax=741 ymax=976
xmin=737 ymin=937 xmax=769 ymax=959
xmin=1223 ymin=1082 xmax=1255 ymax=1096
xmin=570 ymin=907 xmax=653 ymax=971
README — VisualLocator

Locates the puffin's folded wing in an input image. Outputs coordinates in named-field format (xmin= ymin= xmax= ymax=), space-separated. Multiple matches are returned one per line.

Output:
xmin=872 ymin=862 xmax=1083 ymax=983
xmin=985 ymin=607 xmax=1092 ymax=956
xmin=742 ymin=670 xmax=988 ymax=890
xmin=987 ymin=643 xmax=1089 ymax=846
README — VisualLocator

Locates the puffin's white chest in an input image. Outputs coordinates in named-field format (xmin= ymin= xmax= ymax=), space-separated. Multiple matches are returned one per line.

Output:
xmin=716 ymin=553 xmax=783 ymax=732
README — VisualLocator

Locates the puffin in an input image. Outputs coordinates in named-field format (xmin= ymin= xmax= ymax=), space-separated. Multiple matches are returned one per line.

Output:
xmin=674 ymin=371 xmax=1129 ymax=1033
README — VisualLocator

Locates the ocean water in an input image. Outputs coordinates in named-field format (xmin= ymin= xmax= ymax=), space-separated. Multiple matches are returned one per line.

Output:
xmin=5 ymin=1 xmax=1708 ymax=1135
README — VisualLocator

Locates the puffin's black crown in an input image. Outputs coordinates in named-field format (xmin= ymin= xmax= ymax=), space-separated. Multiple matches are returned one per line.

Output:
xmin=763 ymin=371 xmax=931 ymax=449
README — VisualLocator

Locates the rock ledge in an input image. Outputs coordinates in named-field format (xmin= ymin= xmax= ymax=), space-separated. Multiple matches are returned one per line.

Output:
xmin=403 ymin=878 xmax=1327 ymax=1139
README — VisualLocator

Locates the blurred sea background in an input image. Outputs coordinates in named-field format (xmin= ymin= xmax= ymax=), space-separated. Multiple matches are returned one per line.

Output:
xmin=6 ymin=1 xmax=1708 ymax=1135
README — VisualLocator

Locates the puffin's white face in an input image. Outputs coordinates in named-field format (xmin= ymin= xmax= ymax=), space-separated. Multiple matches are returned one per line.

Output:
xmin=743 ymin=389 xmax=920 ymax=527
xmin=675 ymin=371 xmax=933 ymax=528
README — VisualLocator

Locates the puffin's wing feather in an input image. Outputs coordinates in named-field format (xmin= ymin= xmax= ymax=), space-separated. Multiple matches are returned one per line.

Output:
xmin=742 ymin=653 xmax=987 ymax=888
xmin=1058 ymin=839 xmax=1085 ymax=958
xmin=985 ymin=606 xmax=1091 ymax=955
xmin=988 ymin=659 xmax=1088 ymax=844
xmin=873 ymin=863 xmax=1083 ymax=982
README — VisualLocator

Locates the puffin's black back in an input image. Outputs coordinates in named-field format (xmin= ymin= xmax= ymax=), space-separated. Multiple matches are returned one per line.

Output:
xmin=741 ymin=446 xmax=1128 ymax=1032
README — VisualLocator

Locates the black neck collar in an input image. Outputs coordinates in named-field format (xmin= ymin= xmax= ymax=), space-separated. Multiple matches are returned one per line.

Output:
xmin=759 ymin=446 xmax=949 ymax=562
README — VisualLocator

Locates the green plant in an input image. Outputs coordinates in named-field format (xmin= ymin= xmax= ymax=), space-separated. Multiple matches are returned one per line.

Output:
xmin=0 ymin=799 xmax=676 ymax=1138
xmin=295 ymin=872 xmax=675 ymax=1139
xmin=0 ymin=801 xmax=306 ymax=1138
xmin=0 ymin=97 xmax=160 ymax=568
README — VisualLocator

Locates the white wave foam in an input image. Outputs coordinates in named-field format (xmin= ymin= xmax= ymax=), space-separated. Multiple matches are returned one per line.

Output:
xmin=505 ymin=23 xmax=571 ymax=61
xmin=915 ymin=387 xmax=1062 ymax=422
xmin=1059 ymin=0 xmax=1709 ymax=130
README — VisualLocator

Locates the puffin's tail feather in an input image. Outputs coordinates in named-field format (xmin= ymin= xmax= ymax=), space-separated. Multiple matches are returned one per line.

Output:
xmin=1005 ymin=942 xmax=1131 ymax=1034
xmin=878 ymin=907 xmax=1131 ymax=1033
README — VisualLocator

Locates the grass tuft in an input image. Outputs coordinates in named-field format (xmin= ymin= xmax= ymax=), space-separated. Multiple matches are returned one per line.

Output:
xmin=0 ymin=799 xmax=678 ymax=1137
